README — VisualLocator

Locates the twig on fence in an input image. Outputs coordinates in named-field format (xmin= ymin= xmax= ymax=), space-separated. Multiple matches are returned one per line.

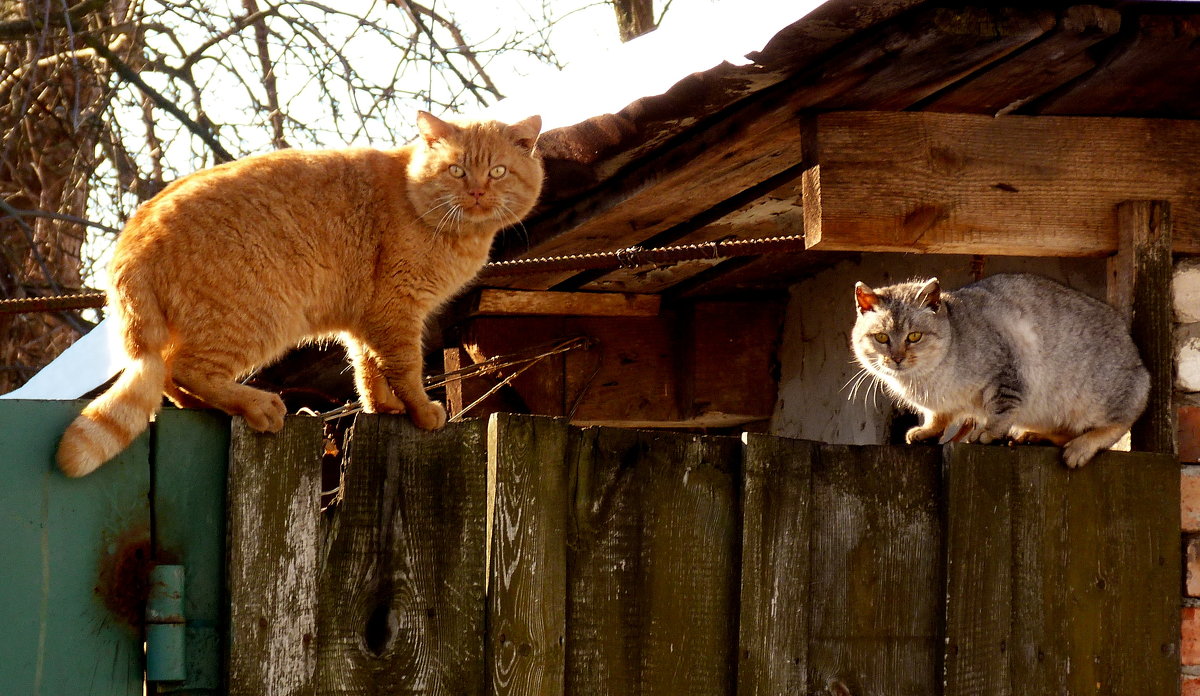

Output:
xmin=318 ymin=336 xmax=591 ymax=422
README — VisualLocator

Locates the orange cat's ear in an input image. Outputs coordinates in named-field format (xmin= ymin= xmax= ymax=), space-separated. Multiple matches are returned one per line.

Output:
xmin=508 ymin=115 xmax=542 ymax=151
xmin=417 ymin=111 xmax=456 ymax=146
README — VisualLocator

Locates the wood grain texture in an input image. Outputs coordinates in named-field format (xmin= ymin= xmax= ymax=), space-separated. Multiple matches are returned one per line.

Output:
xmin=1111 ymin=201 xmax=1175 ymax=455
xmin=942 ymin=444 xmax=1015 ymax=696
xmin=802 ymin=111 xmax=1200 ymax=256
xmin=316 ymin=415 xmax=488 ymax=695
xmin=923 ymin=5 xmax=1121 ymax=116
xmin=790 ymin=6 xmax=1055 ymax=112
xmin=472 ymin=289 xmax=660 ymax=317
xmin=486 ymin=414 xmax=569 ymax=696
xmin=566 ymin=426 xmax=741 ymax=695
xmin=737 ymin=435 xmax=814 ymax=696
xmin=493 ymin=90 xmax=809 ymax=291
xmin=943 ymin=444 xmax=1179 ymax=695
xmin=227 ymin=415 xmax=324 ymax=696
xmin=807 ymin=444 xmax=943 ymax=696
xmin=1040 ymin=13 xmax=1200 ymax=117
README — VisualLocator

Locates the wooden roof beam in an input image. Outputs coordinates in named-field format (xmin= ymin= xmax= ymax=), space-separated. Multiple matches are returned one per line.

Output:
xmin=801 ymin=111 xmax=1200 ymax=256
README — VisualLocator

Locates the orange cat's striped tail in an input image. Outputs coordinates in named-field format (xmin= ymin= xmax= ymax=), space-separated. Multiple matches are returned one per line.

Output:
xmin=57 ymin=289 xmax=168 ymax=477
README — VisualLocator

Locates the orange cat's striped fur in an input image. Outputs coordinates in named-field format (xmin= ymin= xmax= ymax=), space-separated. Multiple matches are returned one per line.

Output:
xmin=58 ymin=111 xmax=543 ymax=477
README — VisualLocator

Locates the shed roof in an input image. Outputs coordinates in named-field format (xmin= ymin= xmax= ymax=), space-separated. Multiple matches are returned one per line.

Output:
xmin=479 ymin=0 xmax=1200 ymax=296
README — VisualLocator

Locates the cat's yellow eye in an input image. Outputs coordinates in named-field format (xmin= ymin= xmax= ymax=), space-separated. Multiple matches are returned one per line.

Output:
xmin=489 ymin=165 xmax=507 ymax=179
xmin=873 ymin=332 xmax=890 ymax=344
xmin=448 ymin=164 xmax=466 ymax=178
xmin=907 ymin=331 xmax=923 ymax=343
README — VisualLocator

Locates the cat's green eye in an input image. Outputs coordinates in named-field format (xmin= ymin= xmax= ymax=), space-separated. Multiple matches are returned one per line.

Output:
xmin=448 ymin=164 xmax=466 ymax=178
xmin=907 ymin=331 xmax=923 ymax=343
xmin=873 ymin=332 xmax=890 ymax=344
xmin=489 ymin=165 xmax=507 ymax=179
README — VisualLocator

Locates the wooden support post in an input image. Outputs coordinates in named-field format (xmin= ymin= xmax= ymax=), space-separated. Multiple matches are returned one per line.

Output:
xmin=1107 ymin=200 xmax=1175 ymax=455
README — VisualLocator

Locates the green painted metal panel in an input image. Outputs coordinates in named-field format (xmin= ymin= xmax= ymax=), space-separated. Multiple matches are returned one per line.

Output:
xmin=153 ymin=406 xmax=231 ymax=694
xmin=0 ymin=399 xmax=150 ymax=696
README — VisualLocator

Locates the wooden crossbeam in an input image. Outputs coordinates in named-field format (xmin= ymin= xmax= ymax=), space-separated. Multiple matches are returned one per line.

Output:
xmin=471 ymin=289 xmax=660 ymax=318
xmin=802 ymin=111 xmax=1200 ymax=256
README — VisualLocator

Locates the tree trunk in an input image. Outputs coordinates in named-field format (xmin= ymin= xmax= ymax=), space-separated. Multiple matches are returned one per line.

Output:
xmin=613 ymin=0 xmax=656 ymax=42
xmin=0 ymin=1 xmax=137 ymax=393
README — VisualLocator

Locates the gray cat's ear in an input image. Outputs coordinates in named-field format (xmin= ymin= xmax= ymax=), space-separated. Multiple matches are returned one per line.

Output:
xmin=855 ymin=282 xmax=880 ymax=314
xmin=416 ymin=111 xmax=456 ymax=146
xmin=508 ymin=115 xmax=542 ymax=151
xmin=917 ymin=278 xmax=941 ymax=311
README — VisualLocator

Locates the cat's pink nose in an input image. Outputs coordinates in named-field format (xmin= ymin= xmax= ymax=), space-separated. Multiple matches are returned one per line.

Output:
xmin=469 ymin=189 xmax=486 ymax=201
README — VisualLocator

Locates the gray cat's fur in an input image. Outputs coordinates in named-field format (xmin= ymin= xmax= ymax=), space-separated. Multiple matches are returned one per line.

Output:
xmin=851 ymin=273 xmax=1149 ymax=468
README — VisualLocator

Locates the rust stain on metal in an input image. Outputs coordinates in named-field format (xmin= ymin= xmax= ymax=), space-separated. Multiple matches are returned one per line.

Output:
xmin=94 ymin=525 xmax=177 ymax=631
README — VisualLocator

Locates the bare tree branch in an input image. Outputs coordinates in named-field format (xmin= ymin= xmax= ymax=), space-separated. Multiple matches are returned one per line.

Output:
xmin=0 ymin=0 xmax=106 ymax=42
xmin=84 ymin=34 xmax=234 ymax=162
xmin=389 ymin=0 xmax=503 ymax=107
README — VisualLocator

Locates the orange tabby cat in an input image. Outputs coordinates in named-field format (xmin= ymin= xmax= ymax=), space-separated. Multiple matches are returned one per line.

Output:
xmin=57 ymin=111 xmax=543 ymax=477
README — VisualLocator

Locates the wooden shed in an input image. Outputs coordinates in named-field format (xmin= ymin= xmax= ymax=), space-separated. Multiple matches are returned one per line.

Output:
xmin=2 ymin=1 xmax=1198 ymax=694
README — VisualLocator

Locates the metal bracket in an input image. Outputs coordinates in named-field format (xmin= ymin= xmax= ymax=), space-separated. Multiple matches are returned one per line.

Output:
xmin=145 ymin=564 xmax=186 ymax=682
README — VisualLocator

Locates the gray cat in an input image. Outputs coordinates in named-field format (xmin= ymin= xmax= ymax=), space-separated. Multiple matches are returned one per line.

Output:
xmin=850 ymin=273 xmax=1149 ymax=468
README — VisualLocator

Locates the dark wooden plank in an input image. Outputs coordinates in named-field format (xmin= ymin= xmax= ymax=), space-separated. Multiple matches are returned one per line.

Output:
xmin=227 ymin=415 xmax=324 ymax=696
xmin=737 ymin=435 xmax=815 ymax=696
xmin=563 ymin=427 xmax=643 ymax=695
xmin=1110 ymin=201 xmax=1175 ymax=455
xmin=153 ymin=407 xmax=231 ymax=694
xmin=942 ymin=443 xmax=1015 ymax=696
xmin=567 ymin=427 xmax=741 ymax=695
xmin=1040 ymin=13 xmax=1200 ymax=118
xmin=792 ymin=6 xmax=1056 ymax=111
xmin=0 ymin=399 xmax=150 ymax=696
xmin=807 ymin=444 xmax=942 ymax=695
xmin=684 ymin=300 xmax=784 ymax=423
xmin=315 ymin=415 xmax=488 ymax=695
xmin=1091 ymin=450 xmax=1179 ymax=695
xmin=487 ymin=413 xmax=569 ymax=696
xmin=923 ymin=5 xmax=1121 ymax=116
xmin=944 ymin=445 xmax=1179 ymax=695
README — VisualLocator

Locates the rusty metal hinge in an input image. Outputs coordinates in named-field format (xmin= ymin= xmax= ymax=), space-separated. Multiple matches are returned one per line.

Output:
xmin=146 ymin=564 xmax=186 ymax=682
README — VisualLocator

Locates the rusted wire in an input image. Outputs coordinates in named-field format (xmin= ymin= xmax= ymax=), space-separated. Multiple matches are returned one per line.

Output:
xmin=0 ymin=233 xmax=809 ymax=314
xmin=480 ymin=233 xmax=808 ymax=276
xmin=0 ymin=292 xmax=107 ymax=314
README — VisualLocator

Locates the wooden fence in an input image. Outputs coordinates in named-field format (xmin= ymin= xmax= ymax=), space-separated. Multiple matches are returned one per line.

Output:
xmin=227 ymin=413 xmax=1180 ymax=696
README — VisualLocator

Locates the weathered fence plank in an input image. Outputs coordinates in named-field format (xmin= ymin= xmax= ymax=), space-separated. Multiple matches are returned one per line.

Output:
xmin=228 ymin=415 xmax=324 ymax=696
xmin=317 ymin=415 xmax=488 ymax=696
xmin=807 ymin=444 xmax=943 ymax=695
xmin=567 ymin=426 xmax=741 ymax=696
xmin=942 ymin=443 xmax=1013 ymax=695
xmin=220 ymin=412 xmax=1180 ymax=696
xmin=487 ymin=413 xmax=569 ymax=696
xmin=737 ymin=434 xmax=815 ymax=696
xmin=943 ymin=444 xmax=1179 ymax=695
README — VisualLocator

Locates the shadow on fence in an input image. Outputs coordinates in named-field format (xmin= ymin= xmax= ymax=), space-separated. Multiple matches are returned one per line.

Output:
xmin=227 ymin=412 xmax=1179 ymax=696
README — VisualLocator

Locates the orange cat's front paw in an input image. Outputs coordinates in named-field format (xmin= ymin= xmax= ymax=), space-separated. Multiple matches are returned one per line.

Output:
xmin=410 ymin=400 xmax=448 ymax=430
xmin=242 ymin=392 xmax=287 ymax=432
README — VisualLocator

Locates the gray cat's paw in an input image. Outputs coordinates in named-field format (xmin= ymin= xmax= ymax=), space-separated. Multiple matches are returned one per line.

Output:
xmin=1062 ymin=438 xmax=1099 ymax=468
